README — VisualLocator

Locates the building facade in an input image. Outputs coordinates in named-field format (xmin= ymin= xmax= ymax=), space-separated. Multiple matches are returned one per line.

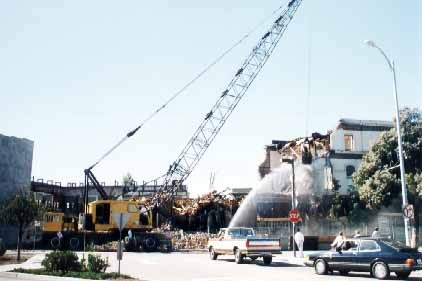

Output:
xmin=260 ymin=118 xmax=394 ymax=195
xmin=0 ymin=133 xmax=34 ymax=245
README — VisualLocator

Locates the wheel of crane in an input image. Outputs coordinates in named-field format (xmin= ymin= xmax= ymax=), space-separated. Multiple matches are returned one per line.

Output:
xmin=124 ymin=237 xmax=138 ymax=252
xmin=50 ymin=237 xmax=61 ymax=250
xmin=143 ymin=236 xmax=159 ymax=252
xmin=69 ymin=237 xmax=80 ymax=250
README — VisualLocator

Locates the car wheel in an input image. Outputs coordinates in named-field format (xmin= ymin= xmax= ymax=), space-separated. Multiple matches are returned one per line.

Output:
xmin=263 ymin=256 xmax=272 ymax=265
xmin=339 ymin=270 xmax=349 ymax=276
xmin=234 ymin=248 xmax=243 ymax=264
xmin=395 ymin=271 xmax=411 ymax=279
xmin=209 ymin=247 xmax=218 ymax=260
xmin=372 ymin=262 xmax=390 ymax=280
xmin=314 ymin=259 xmax=328 ymax=275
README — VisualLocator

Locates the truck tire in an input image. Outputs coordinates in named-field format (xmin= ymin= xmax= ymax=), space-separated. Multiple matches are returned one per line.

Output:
xmin=234 ymin=248 xmax=243 ymax=264
xmin=209 ymin=247 xmax=218 ymax=260
xmin=263 ymin=256 xmax=272 ymax=265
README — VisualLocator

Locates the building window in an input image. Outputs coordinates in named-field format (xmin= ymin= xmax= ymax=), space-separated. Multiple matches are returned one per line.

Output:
xmin=344 ymin=135 xmax=353 ymax=151
xmin=346 ymin=165 xmax=355 ymax=177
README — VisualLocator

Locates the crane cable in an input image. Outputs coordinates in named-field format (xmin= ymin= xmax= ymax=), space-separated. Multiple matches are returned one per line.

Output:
xmin=88 ymin=2 xmax=288 ymax=171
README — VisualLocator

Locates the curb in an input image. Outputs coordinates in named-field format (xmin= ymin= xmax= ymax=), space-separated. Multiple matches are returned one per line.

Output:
xmin=0 ymin=272 xmax=91 ymax=281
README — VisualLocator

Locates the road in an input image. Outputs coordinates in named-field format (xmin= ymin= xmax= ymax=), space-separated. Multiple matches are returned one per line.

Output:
xmin=1 ymin=251 xmax=422 ymax=281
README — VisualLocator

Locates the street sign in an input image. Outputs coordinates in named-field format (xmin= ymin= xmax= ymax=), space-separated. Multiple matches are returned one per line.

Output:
xmin=403 ymin=204 xmax=414 ymax=219
xmin=117 ymin=241 xmax=123 ymax=260
xmin=289 ymin=209 xmax=301 ymax=223
xmin=112 ymin=213 xmax=130 ymax=231
xmin=112 ymin=212 xmax=130 ymax=277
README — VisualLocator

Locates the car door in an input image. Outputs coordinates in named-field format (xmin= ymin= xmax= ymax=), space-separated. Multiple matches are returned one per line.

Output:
xmin=355 ymin=240 xmax=382 ymax=271
xmin=330 ymin=240 xmax=360 ymax=271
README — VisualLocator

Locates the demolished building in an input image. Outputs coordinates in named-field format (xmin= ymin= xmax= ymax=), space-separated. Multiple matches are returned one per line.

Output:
xmin=256 ymin=118 xmax=399 ymax=240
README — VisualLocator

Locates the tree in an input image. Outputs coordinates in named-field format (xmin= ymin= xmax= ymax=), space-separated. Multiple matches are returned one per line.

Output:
xmin=0 ymin=191 xmax=39 ymax=261
xmin=353 ymin=108 xmax=422 ymax=245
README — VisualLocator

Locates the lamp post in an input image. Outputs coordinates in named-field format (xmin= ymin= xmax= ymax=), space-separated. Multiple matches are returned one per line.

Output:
xmin=365 ymin=40 xmax=410 ymax=246
xmin=282 ymin=157 xmax=296 ymax=257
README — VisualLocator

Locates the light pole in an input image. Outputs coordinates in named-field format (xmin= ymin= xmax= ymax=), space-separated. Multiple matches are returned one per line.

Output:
xmin=365 ymin=40 xmax=410 ymax=246
xmin=282 ymin=157 xmax=296 ymax=257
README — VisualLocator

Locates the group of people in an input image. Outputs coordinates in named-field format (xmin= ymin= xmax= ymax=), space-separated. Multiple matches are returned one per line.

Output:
xmin=331 ymin=227 xmax=380 ymax=251
xmin=293 ymin=227 xmax=381 ymax=258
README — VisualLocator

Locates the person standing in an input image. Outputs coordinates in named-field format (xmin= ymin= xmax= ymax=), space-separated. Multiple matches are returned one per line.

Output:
xmin=331 ymin=231 xmax=345 ymax=252
xmin=371 ymin=227 xmax=379 ymax=238
xmin=353 ymin=230 xmax=361 ymax=238
xmin=294 ymin=228 xmax=305 ymax=258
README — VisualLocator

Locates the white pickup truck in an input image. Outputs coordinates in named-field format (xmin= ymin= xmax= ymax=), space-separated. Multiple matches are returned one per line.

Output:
xmin=207 ymin=227 xmax=281 ymax=265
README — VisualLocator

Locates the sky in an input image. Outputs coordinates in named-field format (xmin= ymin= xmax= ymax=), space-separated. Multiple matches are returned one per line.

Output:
xmin=1 ymin=0 xmax=421 ymax=196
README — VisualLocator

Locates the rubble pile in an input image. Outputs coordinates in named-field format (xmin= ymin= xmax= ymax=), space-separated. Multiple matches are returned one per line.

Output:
xmin=172 ymin=190 xmax=238 ymax=216
xmin=93 ymin=240 xmax=119 ymax=252
xmin=171 ymin=231 xmax=217 ymax=250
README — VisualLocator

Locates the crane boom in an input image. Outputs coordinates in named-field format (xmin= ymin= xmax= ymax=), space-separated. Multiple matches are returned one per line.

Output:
xmin=159 ymin=0 xmax=303 ymax=194
xmin=153 ymin=0 xmax=302 ymax=193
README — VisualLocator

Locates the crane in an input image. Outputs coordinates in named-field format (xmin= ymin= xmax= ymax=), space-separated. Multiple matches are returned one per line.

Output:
xmin=150 ymin=0 xmax=303 ymax=198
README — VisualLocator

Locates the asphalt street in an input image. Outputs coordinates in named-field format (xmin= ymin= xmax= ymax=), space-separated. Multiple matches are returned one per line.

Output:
xmin=1 ymin=251 xmax=422 ymax=281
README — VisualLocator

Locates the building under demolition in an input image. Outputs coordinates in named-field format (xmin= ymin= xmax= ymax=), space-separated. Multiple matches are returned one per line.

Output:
xmin=254 ymin=118 xmax=411 ymax=242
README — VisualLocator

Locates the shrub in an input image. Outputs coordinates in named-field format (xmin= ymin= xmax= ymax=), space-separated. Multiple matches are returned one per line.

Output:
xmin=0 ymin=238 xmax=6 ymax=256
xmin=41 ymin=251 xmax=81 ymax=273
xmin=87 ymin=254 xmax=109 ymax=273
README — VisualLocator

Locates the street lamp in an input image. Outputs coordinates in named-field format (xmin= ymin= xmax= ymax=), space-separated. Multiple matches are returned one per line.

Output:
xmin=365 ymin=40 xmax=410 ymax=246
xmin=282 ymin=157 xmax=297 ymax=256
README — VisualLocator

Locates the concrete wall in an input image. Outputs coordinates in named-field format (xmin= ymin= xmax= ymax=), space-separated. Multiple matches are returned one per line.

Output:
xmin=330 ymin=128 xmax=384 ymax=152
xmin=0 ymin=133 xmax=34 ymax=246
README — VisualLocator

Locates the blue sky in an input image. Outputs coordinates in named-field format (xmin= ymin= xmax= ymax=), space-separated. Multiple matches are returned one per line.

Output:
xmin=1 ymin=0 xmax=420 ymax=196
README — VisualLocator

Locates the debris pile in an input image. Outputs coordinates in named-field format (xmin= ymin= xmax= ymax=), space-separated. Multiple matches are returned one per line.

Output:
xmin=93 ymin=241 xmax=119 ymax=252
xmin=172 ymin=190 xmax=238 ymax=217
xmin=171 ymin=231 xmax=217 ymax=250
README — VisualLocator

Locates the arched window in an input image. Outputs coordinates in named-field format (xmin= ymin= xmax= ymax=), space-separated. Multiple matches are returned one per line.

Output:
xmin=346 ymin=165 xmax=355 ymax=177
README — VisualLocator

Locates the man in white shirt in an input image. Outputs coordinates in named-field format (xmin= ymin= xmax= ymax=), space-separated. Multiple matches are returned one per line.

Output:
xmin=331 ymin=231 xmax=345 ymax=252
xmin=372 ymin=227 xmax=379 ymax=238
xmin=294 ymin=228 xmax=305 ymax=258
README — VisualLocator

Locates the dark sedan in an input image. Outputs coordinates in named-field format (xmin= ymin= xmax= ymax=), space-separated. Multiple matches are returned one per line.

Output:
xmin=304 ymin=237 xmax=422 ymax=279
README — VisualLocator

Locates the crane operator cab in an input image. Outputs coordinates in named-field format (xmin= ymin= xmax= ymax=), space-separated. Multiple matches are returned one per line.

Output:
xmin=78 ymin=200 xmax=153 ymax=232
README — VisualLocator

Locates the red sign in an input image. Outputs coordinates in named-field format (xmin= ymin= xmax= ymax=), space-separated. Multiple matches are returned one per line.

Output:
xmin=289 ymin=209 xmax=301 ymax=223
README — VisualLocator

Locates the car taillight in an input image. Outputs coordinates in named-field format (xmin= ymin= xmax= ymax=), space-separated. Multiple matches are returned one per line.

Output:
xmin=246 ymin=240 xmax=250 ymax=247
xmin=405 ymin=258 xmax=415 ymax=266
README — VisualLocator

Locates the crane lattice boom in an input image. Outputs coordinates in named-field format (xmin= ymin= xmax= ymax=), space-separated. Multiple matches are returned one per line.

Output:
xmin=156 ymin=0 xmax=303 ymax=195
